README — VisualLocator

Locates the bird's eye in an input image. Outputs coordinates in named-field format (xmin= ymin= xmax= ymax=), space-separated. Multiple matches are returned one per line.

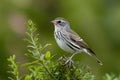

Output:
xmin=57 ymin=20 xmax=61 ymax=23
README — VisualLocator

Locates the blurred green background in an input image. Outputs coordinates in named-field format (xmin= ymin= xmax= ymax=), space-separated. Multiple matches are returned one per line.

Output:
xmin=0 ymin=0 xmax=120 ymax=79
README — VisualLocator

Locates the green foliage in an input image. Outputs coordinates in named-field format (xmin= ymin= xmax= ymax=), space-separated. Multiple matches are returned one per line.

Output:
xmin=53 ymin=56 xmax=95 ymax=80
xmin=7 ymin=55 xmax=20 ymax=80
xmin=7 ymin=20 xmax=120 ymax=80
xmin=103 ymin=73 xmax=120 ymax=80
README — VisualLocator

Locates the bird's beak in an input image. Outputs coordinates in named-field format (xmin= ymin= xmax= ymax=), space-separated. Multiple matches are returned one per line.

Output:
xmin=50 ymin=20 xmax=55 ymax=24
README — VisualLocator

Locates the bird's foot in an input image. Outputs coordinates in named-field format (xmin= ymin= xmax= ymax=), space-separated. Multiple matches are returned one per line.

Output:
xmin=64 ymin=58 xmax=73 ymax=66
xmin=58 ymin=55 xmax=74 ymax=66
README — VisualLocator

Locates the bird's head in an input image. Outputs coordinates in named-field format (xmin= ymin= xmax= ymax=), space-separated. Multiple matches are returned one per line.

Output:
xmin=51 ymin=17 xmax=70 ymax=29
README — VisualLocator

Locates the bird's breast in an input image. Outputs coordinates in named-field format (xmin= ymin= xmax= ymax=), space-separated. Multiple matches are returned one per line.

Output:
xmin=54 ymin=30 xmax=82 ymax=53
xmin=55 ymin=37 xmax=75 ymax=53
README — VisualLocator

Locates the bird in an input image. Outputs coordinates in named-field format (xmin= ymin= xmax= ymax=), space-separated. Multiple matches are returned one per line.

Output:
xmin=51 ymin=17 xmax=103 ymax=65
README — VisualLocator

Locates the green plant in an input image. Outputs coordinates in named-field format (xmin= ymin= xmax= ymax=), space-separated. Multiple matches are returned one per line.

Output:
xmin=103 ymin=73 xmax=120 ymax=80
xmin=7 ymin=20 xmax=97 ymax=80
xmin=7 ymin=55 xmax=20 ymax=80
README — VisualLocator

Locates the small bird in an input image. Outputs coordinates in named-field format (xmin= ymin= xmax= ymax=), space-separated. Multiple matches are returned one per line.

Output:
xmin=51 ymin=17 xmax=103 ymax=65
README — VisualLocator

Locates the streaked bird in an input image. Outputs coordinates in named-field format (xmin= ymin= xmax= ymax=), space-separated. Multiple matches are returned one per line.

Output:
xmin=51 ymin=17 xmax=103 ymax=65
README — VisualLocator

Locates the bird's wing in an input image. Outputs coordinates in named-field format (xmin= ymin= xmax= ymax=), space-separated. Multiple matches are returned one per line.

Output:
xmin=66 ymin=28 xmax=103 ymax=65
xmin=66 ymin=28 xmax=97 ymax=55
xmin=66 ymin=28 xmax=89 ymax=49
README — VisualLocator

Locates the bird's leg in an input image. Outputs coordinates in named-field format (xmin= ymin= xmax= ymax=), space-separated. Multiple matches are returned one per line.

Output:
xmin=65 ymin=53 xmax=77 ymax=65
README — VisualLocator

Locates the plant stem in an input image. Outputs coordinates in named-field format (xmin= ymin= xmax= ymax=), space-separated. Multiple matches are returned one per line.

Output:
xmin=42 ymin=61 xmax=57 ymax=80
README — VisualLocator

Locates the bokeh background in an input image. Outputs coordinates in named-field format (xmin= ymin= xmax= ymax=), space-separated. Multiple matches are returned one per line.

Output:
xmin=0 ymin=0 xmax=120 ymax=79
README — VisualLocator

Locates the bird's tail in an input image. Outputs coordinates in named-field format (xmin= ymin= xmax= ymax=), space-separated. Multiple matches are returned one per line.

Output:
xmin=91 ymin=54 xmax=103 ymax=66
xmin=84 ymin=48 xmax=103 ymax=66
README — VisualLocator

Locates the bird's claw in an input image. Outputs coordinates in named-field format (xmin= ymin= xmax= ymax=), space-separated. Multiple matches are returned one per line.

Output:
xmin=64 ymin=58 xmax=73 ymax=66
